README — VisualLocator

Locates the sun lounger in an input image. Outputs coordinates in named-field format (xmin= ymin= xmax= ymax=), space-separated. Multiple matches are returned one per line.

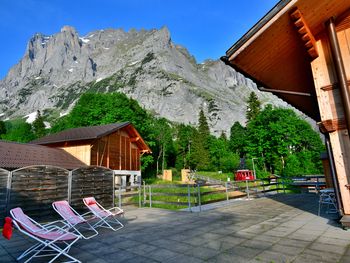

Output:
xmin=52 ymin=200 xmax=98 ymax=239
xmin=10 ymin=207 xmax=81 ymax=263
xmin=83 ymin=197 xmax=124 ymax=231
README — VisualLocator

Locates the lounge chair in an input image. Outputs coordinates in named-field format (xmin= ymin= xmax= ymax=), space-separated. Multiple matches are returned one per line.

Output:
xmin=10 ymin=207 xmax=81 ymax=263
xmin=52 ymin=200 xmax=98 ymax=239
xmin=83 ymin=197 xmax=124 ymax=231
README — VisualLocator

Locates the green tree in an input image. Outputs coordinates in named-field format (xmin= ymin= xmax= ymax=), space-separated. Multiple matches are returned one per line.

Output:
xmin=174 ymin=124 xmax=196 ymax=170
xmin=246 ymin=92 xmax=261 ymax=122
xmin=209 ymin=136 xmax=240 ymax=172
xmin=0 ymin=121 xmax=6 ymax=138
xmin=229 ymin=121 xmax=246 ymax=157
xmin=32 ymin=110 xmax=46 ymax=138
xmin=189 ymin=109 xmax=211 ymax=170
xmin=2 ymin=121 xmax=35 ymax=143
xmin=190 ymin=130 xmax=210 ymax=170
xmin=245 ymin=105 xmax=324 ymax=176
xmin=198 ymin=109 xmax=210 ymax=138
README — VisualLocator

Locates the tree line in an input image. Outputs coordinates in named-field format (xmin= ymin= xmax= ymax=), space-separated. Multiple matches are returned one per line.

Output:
xmin=0 ymin=91 xmax=324 ymax=178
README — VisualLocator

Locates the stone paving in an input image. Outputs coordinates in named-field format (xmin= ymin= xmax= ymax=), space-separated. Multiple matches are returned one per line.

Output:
xmin=1 ymin=193 xmax=350 ymax=262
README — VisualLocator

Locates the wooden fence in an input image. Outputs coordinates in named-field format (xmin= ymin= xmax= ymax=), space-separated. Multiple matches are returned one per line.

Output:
xmin=1 ymin=165 xmax=114 ymax=222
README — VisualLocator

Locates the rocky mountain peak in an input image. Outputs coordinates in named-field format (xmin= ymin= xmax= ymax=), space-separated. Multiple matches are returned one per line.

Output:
xmin=0 ymin=26 xmax=293 ymax=135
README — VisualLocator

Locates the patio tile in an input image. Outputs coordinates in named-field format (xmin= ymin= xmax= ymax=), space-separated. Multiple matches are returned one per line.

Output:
xmin=208 ymin=253 xmax=248 ymax=263
xmin=224 ymin=245 xmax=262 ymax=260
xmin=143 ymin=247 xmax=178 ymax=261
xmin=103 ymin=250 xmax=140 ymax=262
xmin=240 ymin=239 xmax=274 ymax=250
xmin=308 ymin=241 xmax=347 ymax=255
xmin=164 ymin=254 xmax=205 ymax=263
xmin=278 ymin=238 xmax=311 ymax=248
xmin=253 ymin=250 xmax=296 ymax=263
xmin=182 ymin=246 xmax=221 ymax=260
xmin=300 ymin=248 xmax=343 ymax=263
xmin=269 ymin=243 xmax=305 ymax=255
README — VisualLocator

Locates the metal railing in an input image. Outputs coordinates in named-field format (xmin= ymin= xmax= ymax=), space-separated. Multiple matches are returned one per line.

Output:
xmin=115 ymin=177 xmax=286 ymax=211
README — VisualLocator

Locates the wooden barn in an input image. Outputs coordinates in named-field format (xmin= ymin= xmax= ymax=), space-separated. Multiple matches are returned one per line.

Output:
xmin=221 ymin=0 xmax=350 ymax=224
xmin=31 ymin=122 xmax=151 ymax=184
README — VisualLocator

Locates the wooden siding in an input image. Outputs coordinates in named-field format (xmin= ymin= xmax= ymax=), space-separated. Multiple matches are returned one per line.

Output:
xmin=70 ymin=166 xmax=114 ymax=211
xmin=311 ymin=24 xmax=350 ymax=214
xmin=8 ymin=166 xmax=69 ymax=220
xmin=61 ymin=145 xmax=91 ymax=165
xmin=90 ymin=130 xmax=141 ymax=171
xmin=0 ymin=168 xmax=9 ymax=221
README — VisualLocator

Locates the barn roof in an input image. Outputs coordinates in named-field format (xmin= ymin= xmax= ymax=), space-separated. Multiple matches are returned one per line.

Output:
xmin=222 ymin=0 xmax=350 ymax=120
xmin=0 ymin=140 xmax=86 ymax=170
xmin=31 ymin=122 xmax=152 ymax=153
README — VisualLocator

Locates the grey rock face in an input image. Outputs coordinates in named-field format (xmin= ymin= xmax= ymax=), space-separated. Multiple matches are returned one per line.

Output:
xmin=0 ymin=26 xmax=293 ymax=134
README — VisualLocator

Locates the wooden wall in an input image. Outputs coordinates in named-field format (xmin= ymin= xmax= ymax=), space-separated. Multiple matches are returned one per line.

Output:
xmin=0 ymin=168 xmax=9 ymax=222
xmin=61 ymin=145 xmax=91 ymax=165
xmin=311 ymin=17 xmax=350 ymax=214
xmin=8 ymin=166 xmax=69 ymax=220
xmin=70 ymin=166 xmax=114 ymax=211
xmin=91 ymin=130 xmax=141 ymax=171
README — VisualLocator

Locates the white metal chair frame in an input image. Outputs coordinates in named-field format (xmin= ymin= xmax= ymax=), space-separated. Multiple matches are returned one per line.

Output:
xmin=52 ymin=200 xmax=99 ymax=239
xmin=10 ymin=207 xmax=81 ymax=263
xmin=83 ymin=197 xmax=124 ymax=231
xmin=318 ymin=189 xmax=337 ymax=216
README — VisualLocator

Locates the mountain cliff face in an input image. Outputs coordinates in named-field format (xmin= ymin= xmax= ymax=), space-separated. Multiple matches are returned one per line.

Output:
xmin=0 ymin=26 xmax=290 ymax=134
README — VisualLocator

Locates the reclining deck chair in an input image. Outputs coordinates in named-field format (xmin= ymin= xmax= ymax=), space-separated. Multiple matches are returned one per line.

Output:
xmin=83 ymin=197 xmax=124 ymax=231
xmin=10 ymin=207 xmax=81 ymax=263
xmin=53 ymin=200 xmax=98 ymax=239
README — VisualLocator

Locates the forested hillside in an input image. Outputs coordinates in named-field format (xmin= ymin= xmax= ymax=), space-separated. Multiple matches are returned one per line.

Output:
xmin=0 ymin=91 xmax=324 ymax=178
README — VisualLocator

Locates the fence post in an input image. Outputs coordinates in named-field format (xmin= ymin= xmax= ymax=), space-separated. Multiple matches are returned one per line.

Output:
xmin=276 ymin=177 xmax=279 ymax=194
xmin=138 ymin=184 xmax=142 ymax=208
xmin=118 ymin=185 xmax=122 ymax=208
xmin=261 ymin=179 xmax=266 ymax=196
xmin=112 ymin=172 xmax=116 ymax=208
xmin=68 ymin=171 xmax=72 ymax=204
xmin=282 ymin=178 xmax=286 ymax=194
xmin=187 ymin=184 xmax=192 ymax=212
xmin=246 ymin=180 xmax=250 ymax=199
xmin=197 ymin=184 xmax=201 ymax=212
xmin=143 ymin=181 xmax=146 ymax=205
xmin=149 ymin=185 xmax=152 ymax=208
xmin=5 ymin=171 xmax=13 ymax=217
xmin=225 ymin=182 xmax=229 ymax=202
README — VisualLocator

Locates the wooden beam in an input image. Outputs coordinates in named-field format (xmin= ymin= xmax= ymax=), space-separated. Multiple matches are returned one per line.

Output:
xmin=290 ymin=8 xmax=319 ymax=60
xmin=130 ymin=137 xmax=140 ymax=143
xmin=318 ymin=118 xmax=347 ymax=133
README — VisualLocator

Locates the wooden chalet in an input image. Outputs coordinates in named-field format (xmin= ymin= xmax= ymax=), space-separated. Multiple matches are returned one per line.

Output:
xmin=222 ymin=0 xmax=350 ymax=223
xmin=31 ymin=122 xmax=151 ymax=182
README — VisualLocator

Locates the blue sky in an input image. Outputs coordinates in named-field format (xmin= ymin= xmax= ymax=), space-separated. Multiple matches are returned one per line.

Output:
xmin=0 ymin=0 xmax=279 ymax=79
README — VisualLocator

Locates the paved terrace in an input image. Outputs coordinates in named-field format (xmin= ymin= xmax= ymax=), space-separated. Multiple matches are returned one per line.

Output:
xmin=1 ymin=193 xmax=350 ymax=263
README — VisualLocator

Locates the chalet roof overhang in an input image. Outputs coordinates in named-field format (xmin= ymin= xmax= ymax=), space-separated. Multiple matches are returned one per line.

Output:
xmin=222 ymin=0 xmax=350 ymax=121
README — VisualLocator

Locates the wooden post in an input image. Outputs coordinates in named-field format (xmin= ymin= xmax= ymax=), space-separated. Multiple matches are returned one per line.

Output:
xmin=311 ymin=29 xmax=350 ymax=215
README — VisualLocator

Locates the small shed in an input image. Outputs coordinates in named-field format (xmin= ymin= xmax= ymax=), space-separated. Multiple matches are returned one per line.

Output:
xmin=31 ymin=122 xmax=152 ymax=185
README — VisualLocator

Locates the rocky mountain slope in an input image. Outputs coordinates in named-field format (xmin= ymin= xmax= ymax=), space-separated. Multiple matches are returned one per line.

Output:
xmin=0 ymin=26 xmax=291 ymax=134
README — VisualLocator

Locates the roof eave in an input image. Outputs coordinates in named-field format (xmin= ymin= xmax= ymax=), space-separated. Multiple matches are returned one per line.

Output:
xmin=226 ymin=0 xmax=294 ymax=58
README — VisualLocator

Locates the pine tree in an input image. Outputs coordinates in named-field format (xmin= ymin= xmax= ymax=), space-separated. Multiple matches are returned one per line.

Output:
xmin=246 ymin=92 xmax=261 ymax=122
xmin=198 ymin=109 xmax=210 ymax=138
xmin=229 ymin=121 xmax=246 ymax=157
xmin=32 ymin=110 xmax=46 ymax=138
xmin=0 ymin=121 xmax=6 ymax=137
